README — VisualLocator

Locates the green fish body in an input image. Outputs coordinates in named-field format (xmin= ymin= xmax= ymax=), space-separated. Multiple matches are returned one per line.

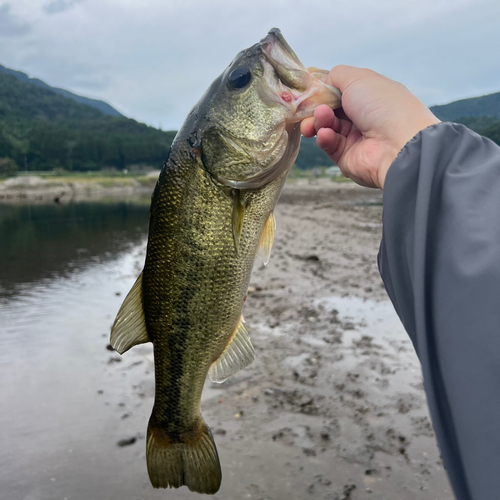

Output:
xmin=110 ymin=28 xmax=341 ymax=495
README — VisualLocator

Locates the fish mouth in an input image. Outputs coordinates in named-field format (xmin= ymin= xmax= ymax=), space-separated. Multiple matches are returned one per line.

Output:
xmin=217 ymin=29 xmax=342 ymax=190
xmin=260 ymin=28 xmax=309 ymax=92
xmin=261 ymin=29 xmax=305 ymax=71
xmin=260 ymin=28 xmax=342 ymax=121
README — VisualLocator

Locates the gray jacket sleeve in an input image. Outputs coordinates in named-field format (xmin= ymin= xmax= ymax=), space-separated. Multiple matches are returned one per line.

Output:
xmin=378 ymin=122 xmax=500 ymax=500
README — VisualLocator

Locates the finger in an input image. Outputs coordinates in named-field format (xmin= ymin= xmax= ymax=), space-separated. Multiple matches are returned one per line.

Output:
xmin=313 ymin=105 xmax=336 ymax=131
xmin=328 ymin=65 xmax=377 ymax=93
xmin=316 ymin=127 xmax=345 ymax=164
xmin=330 ymin=113 xmax=342 ymax=134
xmin=327 ymin=65 xmax=359 ymax=93
xmin=300 ymin=117 xmax=316 ymax=138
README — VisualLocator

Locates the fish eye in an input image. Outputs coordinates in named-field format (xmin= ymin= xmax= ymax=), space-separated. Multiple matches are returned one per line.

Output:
xmin=228 ymin=67 xmax=252 ymax=90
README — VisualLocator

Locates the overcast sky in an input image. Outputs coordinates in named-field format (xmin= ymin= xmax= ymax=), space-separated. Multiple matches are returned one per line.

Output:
xmin=1 ymin=0 xmax=499 ymax=130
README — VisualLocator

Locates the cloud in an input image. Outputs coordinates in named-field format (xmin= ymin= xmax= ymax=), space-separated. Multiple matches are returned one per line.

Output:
xmin=0 ymin=0 xmax=498 ymax=129
xmin=43 ymin=0 xmax=83 ymax=15
xmin=0 ymin=3 xmax=31 ymax=37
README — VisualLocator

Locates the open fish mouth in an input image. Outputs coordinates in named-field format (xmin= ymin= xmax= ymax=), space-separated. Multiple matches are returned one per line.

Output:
xmin=216 ymin=29 xmax=341 ymax=190
xmin=262 ymin=28 xmax=306 ymax=76
xmin=261 ymin=28 xmax=309 ymax=92
xmin=259 ymin=28 xmax=341 ymax=122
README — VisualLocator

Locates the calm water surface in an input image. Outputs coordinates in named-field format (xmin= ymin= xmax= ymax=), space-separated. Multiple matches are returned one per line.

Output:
xmin=0 ymin=200 xmax=150 ymax=300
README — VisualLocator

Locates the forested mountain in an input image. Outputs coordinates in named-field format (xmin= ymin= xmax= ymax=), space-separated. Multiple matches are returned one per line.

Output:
xmin=1 ymin=60 xmax=499 ymax=176
xmin=430 ymin=91 xmax=500 ymax=146
xmin=0 ymin=63 xmax=336 ymax=173
xmin=0 ymin=70 xmax=175 ymax=172
xmin=296 ymin=137 xmax=332 ymax=169
xmin=0 ymin=64 xmax=122 ymax=117
xmin=430 ymin=91 xmax=500 ymax=121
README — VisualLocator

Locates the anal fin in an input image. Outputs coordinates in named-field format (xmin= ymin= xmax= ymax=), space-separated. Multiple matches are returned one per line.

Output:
xmin=256 ymin=212 xmax=276 ymax=265
xmin=209 ymin=316 xmax=255 ymax=383
xmin=110 ymin=272 xmax=150 ymax=354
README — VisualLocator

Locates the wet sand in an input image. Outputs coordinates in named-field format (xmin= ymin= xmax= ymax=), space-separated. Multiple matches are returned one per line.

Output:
xmin=0 ymin=181 xmax=454 ymax=500
xmin=105 ymin=181 xmax=453 ymax=499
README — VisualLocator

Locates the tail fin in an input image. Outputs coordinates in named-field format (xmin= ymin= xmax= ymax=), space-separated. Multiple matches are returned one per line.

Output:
xmin=146 ymin=419 xmax=222 ymax=495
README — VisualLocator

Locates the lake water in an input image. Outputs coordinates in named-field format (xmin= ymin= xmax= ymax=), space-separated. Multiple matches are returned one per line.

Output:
xmin=0 ymin=200 xmax=150 ymax=301
xmin=0 ymin=198 xmax=173 ymax=500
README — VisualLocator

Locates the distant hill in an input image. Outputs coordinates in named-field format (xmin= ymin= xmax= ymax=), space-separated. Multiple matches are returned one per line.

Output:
xmin=0 ymin=64 xmax=123 ymax=117
xmin=1 ymin=60 xmax=499 ymax=176
xmin=296 ymin=137 xmax=333 ymax=169
xmin=0 ymin=62 xmax=333 ymax=172
xmin=429 ymin=91 xmax=500 ymax=148
xmin=0 ymin=70 xmax=175 ymax=172
xmin=296 ymin=91 xmax=500 ymax=169
xmin=430 ymin=91 xmax=500 ymax=121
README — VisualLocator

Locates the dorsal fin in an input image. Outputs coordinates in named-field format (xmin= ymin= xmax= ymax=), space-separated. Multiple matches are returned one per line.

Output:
xmin=110 ymin=272 xmax=150 ymax=354
xmin=209 ymin=316 xmax=254 ymax=383
xmin=256 ymin=212 xmax=276 ymax=265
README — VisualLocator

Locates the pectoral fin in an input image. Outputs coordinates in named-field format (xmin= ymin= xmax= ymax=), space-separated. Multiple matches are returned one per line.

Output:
xmin=110 ymin=272 xmax=150 ymax=354
xmin=232 ymin=190 xmax=246 ymax=254
xmin=256 ymin=212 xmax=276 ymax=265
xmin=209 ymin=316 xmax=255 ymax=383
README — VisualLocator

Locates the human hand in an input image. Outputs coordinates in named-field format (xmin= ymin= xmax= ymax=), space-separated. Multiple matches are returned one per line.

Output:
xmin=301 ymin=66 xmax=440 ymax=189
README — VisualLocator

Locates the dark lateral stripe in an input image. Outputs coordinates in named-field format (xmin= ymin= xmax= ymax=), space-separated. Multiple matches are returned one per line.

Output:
xmin=151 ymin=284 xmax=195 ymax=441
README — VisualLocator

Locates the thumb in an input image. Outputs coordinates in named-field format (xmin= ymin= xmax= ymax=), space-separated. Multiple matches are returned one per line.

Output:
xmin=327 ymin=65 xmax=372 ymax=93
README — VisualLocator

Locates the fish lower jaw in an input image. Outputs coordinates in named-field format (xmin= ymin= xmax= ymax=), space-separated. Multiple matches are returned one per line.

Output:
xmin=285 ymin=83 xmax=342 ymax=123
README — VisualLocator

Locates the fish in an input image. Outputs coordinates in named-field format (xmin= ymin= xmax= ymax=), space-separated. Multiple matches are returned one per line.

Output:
xmin=110 ymin=28 xmax=341 ymax=495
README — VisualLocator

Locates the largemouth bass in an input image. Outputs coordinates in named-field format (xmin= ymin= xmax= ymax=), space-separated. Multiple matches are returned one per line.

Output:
xmin=110 ymin=28 xmax=341 ymax=495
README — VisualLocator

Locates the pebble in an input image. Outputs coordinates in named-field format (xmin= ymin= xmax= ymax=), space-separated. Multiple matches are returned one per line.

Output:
xmin=117 ymin=437 xmax=137 ymax=447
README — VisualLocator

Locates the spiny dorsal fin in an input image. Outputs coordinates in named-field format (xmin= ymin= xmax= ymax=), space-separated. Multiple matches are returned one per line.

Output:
xmin=110 ymin=272 xmax=150 ymax=354
xmin=256 ymin=212 xmax=276 ymax=265
xmin=209 ymin=316 xmax=255 ymax=383
xmin=232 ymin=190 xmax=245 ymax=255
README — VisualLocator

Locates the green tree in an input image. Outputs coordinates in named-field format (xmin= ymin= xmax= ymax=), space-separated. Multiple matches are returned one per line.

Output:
xmin=0 ymin=157 xmax=18 ymax=177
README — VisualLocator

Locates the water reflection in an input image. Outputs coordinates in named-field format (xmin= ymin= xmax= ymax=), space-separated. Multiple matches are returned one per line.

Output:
xmin=0 ymin=199 xmax=151 ymax=300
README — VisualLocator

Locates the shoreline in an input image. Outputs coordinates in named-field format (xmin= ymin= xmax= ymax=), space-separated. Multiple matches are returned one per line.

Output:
xmin=0 ymin=175 xmax=354 ymax=204
xmin=0 ymin=174 xmax=159 ymax=204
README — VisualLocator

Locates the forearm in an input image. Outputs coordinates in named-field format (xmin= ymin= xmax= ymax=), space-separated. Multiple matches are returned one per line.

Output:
xmin=379 ymin=122 xmax=500 ymax=500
